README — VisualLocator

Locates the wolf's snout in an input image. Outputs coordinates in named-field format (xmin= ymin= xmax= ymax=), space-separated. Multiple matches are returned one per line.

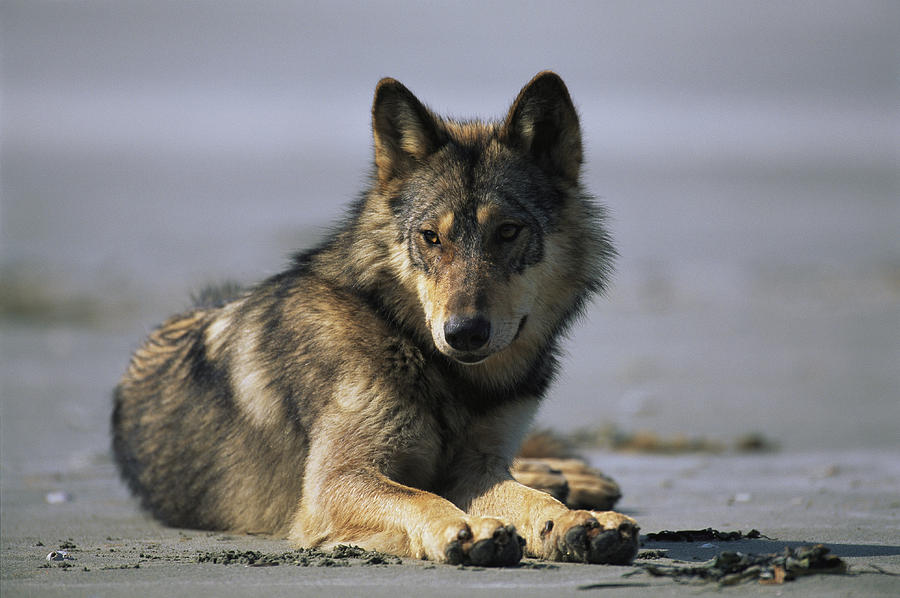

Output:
xmin=443 ymin=315 xmax=491 ymax=352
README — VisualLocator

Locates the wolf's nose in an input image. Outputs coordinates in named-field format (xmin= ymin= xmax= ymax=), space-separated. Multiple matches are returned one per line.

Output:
xmin=444 ymin=316 xmax=491 ymax=352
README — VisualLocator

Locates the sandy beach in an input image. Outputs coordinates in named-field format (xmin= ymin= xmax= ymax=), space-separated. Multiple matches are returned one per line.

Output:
xmin=2 ymin=1 xmax=898 ymax=596
xmin=3 ymin=446 xmax=899 ymax=596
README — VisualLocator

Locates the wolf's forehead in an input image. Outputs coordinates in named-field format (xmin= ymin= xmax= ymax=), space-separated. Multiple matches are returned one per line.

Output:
xmin=405 ymin=135 xmax=551 ymax=223
xmin=427 ymin=145 xmax=533 ymax=199
xmin=442 ymin=120 xmax=498 ymax=144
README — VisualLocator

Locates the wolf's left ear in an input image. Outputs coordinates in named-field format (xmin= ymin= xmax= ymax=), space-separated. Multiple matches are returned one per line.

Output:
xmin=372 ymin=78 xmax=446 ymax=184
xmin=501 ymin=71 xmax=583 ymax=182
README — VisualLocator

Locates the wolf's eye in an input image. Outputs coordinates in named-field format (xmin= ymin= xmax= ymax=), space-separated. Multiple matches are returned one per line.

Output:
xmin=497 ymin=223 xmax=522 ymax=242
xmin=421 ymin=230 xmax=441 ymax=246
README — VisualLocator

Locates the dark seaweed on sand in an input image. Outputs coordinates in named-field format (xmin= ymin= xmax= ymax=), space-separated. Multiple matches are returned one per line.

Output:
xmin=645 ymin=528 xmax=764 ymax=542
xmin=196 ymin=545 xmax=401 ymax=567
xmin=638 ymin=544 xmax=847 ymax=585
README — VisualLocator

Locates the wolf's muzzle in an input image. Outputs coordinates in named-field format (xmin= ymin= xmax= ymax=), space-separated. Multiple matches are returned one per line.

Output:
xmin=443 ymin=315 xmax=491 ymax=352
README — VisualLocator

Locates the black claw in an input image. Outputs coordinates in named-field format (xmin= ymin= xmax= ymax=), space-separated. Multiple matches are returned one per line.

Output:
xmin=468 ymin=538 xmax=496 ymax=565
xmin=541 ymin=520 xmax=554 ymax=537
xmin=589 ymin=529 xmax=619 ymax=558
xmin=497 ymin=532 xmax=523 ymax=565
xmin=467 ymin=528 xmax=523 ymax=567
xmin=446 ymin=526 xmax=524 ymax=567
xmin=563 ymin=524 xmax=589 ymax=562
xmin=586 ymin=527 xmax=639 ymax=565
xmin=444 ymin=540 xmax=464 ymax=565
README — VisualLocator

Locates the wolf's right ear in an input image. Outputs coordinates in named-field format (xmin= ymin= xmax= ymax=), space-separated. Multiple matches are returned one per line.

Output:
xmin=372 ymin=78 xmax=446 ymax=184
xmin=501 ymin=71 xmax=583 ymax=183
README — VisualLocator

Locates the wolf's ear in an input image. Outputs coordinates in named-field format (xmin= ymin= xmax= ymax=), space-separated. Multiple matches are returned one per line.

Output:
xmin=372 ymin=78 xmax=446 ymax=184
xmin=501 ymin=71 xmax=582 ymax=182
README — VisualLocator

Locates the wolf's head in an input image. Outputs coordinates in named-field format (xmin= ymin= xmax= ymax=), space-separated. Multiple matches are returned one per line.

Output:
xmin=365 ymin=72 xmax=611 ymax=368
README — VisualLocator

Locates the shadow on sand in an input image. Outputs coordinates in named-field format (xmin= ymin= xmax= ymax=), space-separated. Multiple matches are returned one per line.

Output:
xmin=641 ymin=537 xmax=900 ymax=561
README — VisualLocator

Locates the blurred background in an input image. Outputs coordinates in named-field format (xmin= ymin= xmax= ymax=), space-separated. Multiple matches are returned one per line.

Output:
xmin=2 ymin=1 xmax=898 ymax=479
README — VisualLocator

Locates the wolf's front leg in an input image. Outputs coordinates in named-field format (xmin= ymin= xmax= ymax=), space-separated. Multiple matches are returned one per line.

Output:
xmin=461 ymin=475 xmax=638 ymax=564
xmin=288 ymin=466 xmax=523 ymax=566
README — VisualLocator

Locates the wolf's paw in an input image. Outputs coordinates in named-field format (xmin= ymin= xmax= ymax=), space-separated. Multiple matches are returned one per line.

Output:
xmin=434 ymin=517 xmax=523 ymax=566
xmin=540 ymin=510 xmax=638 ymax=565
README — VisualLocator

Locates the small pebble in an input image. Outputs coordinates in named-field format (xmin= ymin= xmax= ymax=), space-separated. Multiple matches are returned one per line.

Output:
xmin=45 ymin=491 xmax=72 ymax=504
xmin=46 ymin=550 xmax=70 ymax=562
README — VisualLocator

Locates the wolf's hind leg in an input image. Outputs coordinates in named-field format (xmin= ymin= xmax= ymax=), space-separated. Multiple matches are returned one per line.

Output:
xmin=511 ymin=458 xmax=622 ymax=510
xmin=514 ymin=430 xmax=622 ymax=510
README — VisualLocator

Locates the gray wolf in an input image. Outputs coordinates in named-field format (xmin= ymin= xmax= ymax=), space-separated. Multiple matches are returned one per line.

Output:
xmin=112 ymin=71 xmax=638 ymax=566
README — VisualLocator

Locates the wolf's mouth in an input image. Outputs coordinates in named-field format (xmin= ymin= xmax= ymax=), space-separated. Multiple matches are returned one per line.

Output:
xmin=513 ymin=315 xmax=528 ymax=341
xmin=454 ymin=353 xmax=489 ymax=365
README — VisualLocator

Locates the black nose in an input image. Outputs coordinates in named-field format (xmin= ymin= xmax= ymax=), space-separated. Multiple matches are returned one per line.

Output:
xmin=443 ymin=316 xmax=491 ymax=352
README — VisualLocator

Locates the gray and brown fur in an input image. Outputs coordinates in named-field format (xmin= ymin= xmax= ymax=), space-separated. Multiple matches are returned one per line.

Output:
xmin=112 ymin=71 xmax=638 ymax=566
